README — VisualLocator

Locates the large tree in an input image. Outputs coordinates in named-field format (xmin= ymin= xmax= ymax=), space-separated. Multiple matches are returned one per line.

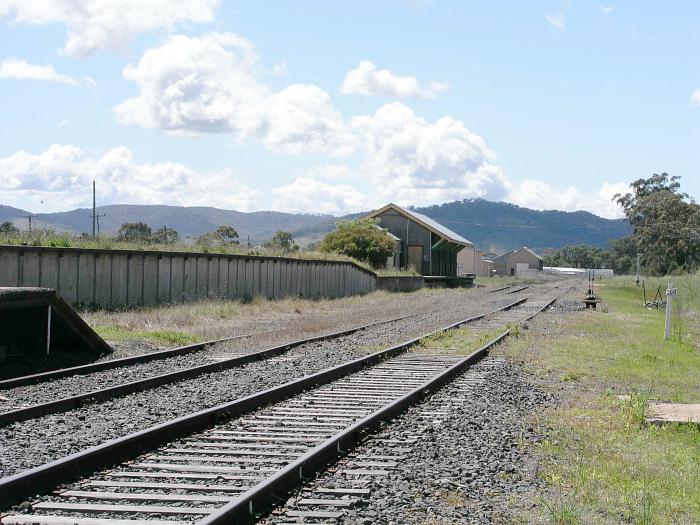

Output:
xmin=263 ymin=230 xmax=299 ymax=253
xmin=614 ymin=173 xmax=699 ymax=274
xmin=117 ymin=222 xmax=152 ymax=242
xmin=0 ymin=221 xmax=19 ymax=235
xmin=319 ymin=219 xmax=396 ymax=269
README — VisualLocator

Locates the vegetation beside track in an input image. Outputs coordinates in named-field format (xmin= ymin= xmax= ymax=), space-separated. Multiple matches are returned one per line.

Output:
xmin=500 ymin=274 xmax=700 ymax=524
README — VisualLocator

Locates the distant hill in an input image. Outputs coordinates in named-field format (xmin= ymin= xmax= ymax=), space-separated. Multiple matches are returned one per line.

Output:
xmin=410 ymin=199 xmax=632 ymax=252
xmin=0 ymin=199 xmax=631 ymax=251
xmin=0 ymin=205 xmax=30 ymax=223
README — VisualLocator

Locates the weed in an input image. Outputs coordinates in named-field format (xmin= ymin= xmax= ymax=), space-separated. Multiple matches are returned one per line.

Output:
xmin=542 ymin=497 xmax=579 ymax=525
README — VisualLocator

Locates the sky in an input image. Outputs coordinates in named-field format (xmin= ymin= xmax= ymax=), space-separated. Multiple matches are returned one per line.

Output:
xmin=0 ymin=0 xmax=698 ymax=219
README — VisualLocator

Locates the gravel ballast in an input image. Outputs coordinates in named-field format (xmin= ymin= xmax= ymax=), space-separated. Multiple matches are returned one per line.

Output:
xmin=0 ymin=287 xmax=534 ymax=412
xmin=266 ymin=355 xmax=551 ymax=524
xmin=0 ymin=286 xmax=545 ymax=478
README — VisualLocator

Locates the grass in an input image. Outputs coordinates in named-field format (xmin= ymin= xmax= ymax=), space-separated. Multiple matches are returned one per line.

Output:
xmin=500 ymin=273 xmax=700 ymax=524
xmin=94 ymin=326 xmax=201 ymax=346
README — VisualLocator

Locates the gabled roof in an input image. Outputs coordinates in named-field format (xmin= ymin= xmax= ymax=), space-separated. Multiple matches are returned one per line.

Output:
xmin=366 ymin=203 xmax=473 ymax=247
xmin=517 ymin=246 xmax=543 ymax=260
xmin=492 ymin=250 xmax=515 ymax=263
xmin=494 ymin=247 xmax=543 ymax=262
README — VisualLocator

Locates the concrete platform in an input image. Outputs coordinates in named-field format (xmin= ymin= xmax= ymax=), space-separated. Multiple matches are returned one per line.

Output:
xmin=424 ymin=275 xmax=475 ymax=288
xmin=646 ymin=403 xmax=700 ymax=425
xmin=0 ymin=287 xmax=112 ymax=379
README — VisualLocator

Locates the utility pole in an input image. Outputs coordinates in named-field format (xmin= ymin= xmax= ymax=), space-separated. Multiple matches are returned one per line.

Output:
xmin=96 ymin=213 xmax=106 ymax=236
xmin=664 ymin=283 xmax=677 ymax=340
xmin=91 ymin=180 xmax=96 ymax=238
xmin=25 ymin=214 xmax=33 ymax=233
xmin=635 ymin=253 xmax=640 ymax=286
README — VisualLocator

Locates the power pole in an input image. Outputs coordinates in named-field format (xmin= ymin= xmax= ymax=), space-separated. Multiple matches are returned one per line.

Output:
xmin=91 ymin=180 xmax=96 ymax=238
xmin=635 ymin=253 xmax=640 ymax=286
xmin=96 ymin=213 xmax=106 ymax=236
xmin=25 ymin=214 xmax=33 ymax=233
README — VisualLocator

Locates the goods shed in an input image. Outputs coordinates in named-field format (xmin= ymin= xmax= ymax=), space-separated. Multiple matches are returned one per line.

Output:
xmin=366 ymin=203 xmax=473 ymax=277
xmin=493 ymin=246 xmax=543 ymax=276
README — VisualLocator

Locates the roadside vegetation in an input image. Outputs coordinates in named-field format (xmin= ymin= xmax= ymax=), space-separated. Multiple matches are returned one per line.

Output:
xmin=500 ymin=274 xmax=700 ymax=524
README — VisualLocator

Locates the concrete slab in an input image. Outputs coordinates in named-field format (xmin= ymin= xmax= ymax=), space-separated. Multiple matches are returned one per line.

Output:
xmin=646 ymin=403 xmax=700 ymax=425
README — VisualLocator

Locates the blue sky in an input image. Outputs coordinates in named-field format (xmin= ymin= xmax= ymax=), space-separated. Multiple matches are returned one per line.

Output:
xmin=0 ymin=0 xmax=698 ymax=218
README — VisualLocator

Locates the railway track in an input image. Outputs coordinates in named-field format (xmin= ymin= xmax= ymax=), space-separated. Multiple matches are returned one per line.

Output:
xmin=0 ymin=287 xmax=534 ymax=427
xmin=0 ymin=284 xmax=568 ymax=524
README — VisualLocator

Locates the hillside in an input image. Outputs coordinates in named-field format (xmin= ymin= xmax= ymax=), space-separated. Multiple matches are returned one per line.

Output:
xmin=411 ymin=199 xmax=631 ymax=252
xmin=0 ymin=199 xmax=631 ymax=251
xmin=3 ymin=205 xmax=335 ymax=244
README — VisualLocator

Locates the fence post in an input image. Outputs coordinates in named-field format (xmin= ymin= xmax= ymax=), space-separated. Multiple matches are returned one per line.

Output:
xmin=664 ymin=282 xmax=677 ymax=340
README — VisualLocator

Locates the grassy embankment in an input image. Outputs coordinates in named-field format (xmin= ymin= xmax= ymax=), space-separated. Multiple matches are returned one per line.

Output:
xmin=500 ymin=274 xmax=700 ymax=524
xmin=0 ymin=231 xmax=416 ymax=277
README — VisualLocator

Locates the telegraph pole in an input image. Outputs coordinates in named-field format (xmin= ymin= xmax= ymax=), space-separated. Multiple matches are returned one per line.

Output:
xmin=635 ymin=253 xmax=640 ymax=286
xmin=24 ymin=214 xmax=33 ymax=233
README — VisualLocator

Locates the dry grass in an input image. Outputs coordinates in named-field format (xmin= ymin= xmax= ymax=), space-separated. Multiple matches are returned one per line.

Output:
xmin=82 ymin=285 xmax=492 ymax=349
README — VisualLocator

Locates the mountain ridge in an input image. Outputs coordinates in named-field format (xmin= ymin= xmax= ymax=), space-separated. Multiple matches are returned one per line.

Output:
xmin=0 ymin=199 xmax=631 ymax=252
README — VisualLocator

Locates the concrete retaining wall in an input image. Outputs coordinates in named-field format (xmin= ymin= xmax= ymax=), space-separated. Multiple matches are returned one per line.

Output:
xmin=375 ymin=276 xmax=425 ymax=293
xmin=0 ymin=245 xmax=376 ymax=308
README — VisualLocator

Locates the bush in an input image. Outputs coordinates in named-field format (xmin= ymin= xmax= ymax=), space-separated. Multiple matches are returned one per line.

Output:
xmin=319 ymin=219 xmax=396 ymax=269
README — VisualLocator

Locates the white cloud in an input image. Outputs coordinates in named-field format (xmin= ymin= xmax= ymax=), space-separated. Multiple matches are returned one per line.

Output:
xmin=351 ymin=102 xmax=510 ymax=207
xmin=271 ymin=177 xmax=369 ymax=215
xmin=0 ymin=144 xmax=261 ymax=212
xmin=545 ymin=12 xmax=567 ymax=31
xmin=0 ymin=57 xmax=95 ymax=87
xmin=505 ymin=180 xmax=627 ymax=218
xmin=115 ymin=33 xmax=354 ymax=155
xmin=690 ymin=89 xmax=700 ymax=108
xmin=340 ymin=60 xmax=449 ymax=99
xmin=0 ymin=0 xmax=219 ymax=57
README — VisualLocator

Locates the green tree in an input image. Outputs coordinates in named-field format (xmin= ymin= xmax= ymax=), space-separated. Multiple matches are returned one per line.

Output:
xmin=117 ymin=222 xmax=152 ymax=241
xmin=319 ymin=219 xmax=396 ymax=269
xmin=264 ymin=230 xmax=299 ymax=252
xmin=197 ymin=225 xmax=239 ymax=246
xmin=0 ymin=221 xmax=19 ymax=235
xmin=614 ymin=173 xmax=700 ymax=274
xmin=151 ymin=226 xmax=179 ymax=244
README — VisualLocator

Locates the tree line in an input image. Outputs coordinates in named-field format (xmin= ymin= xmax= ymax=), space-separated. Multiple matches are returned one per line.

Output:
xmin=544 ymin=173 xmax=699 ymax=275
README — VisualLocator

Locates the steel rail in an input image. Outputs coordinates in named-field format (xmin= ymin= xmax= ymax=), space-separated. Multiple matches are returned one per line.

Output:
xmin=0 ymin=311 xmax=432 ymax=390
xmin=201 ymin=289 xmax=567 ymax=524
xmin=0 ymin=312 xmax=421 ymax=427
xmin=0 ymin=333 xmax=262 ymax=390
xmin=0 ymin=296 xmax=531 ymax=509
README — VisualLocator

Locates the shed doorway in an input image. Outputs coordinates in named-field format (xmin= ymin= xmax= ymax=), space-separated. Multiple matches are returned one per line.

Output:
xmin=407 ymin=245 xmax=423 ymax=273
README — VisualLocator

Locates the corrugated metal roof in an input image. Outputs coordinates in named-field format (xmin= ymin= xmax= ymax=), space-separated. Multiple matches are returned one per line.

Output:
xmin=367 ymin=203 xmax=473 ymax=247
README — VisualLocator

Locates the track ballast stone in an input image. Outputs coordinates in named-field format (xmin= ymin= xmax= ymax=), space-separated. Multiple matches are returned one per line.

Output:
xmin=265 ymin=356 xmax=551 ymax=524
xmin=0 ymin=288 xmax=537 ymax=478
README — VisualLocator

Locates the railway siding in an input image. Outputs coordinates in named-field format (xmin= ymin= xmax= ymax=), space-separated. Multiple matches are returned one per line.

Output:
xmin=0 ymin=284 xmax=569 ymax=523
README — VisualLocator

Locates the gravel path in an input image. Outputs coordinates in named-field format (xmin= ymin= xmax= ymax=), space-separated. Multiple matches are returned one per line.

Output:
xmin=0 ymin=286 xmax=542 ymax=478
xmin=266 ymin=355 xmax=551 ymax=524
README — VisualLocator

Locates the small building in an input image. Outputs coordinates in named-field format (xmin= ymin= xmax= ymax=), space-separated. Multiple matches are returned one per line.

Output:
xmin=366 ymin=203 xmax=473 ymax=276
xmin=493 ymin=246 xmax=543 ymax=276
xmin=457 ymin=246 xmax=491 ymax=277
